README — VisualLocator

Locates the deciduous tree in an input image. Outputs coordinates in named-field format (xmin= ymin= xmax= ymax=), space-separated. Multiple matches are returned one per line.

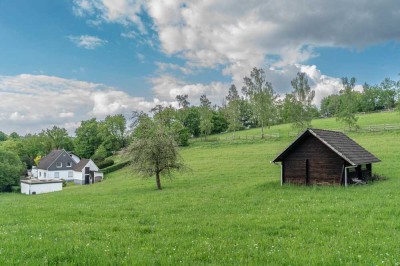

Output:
xmin=337 ymin=77 xmax=359 ymax=130
xmin=0 ymin=149 xmax=25 ymax=192
xmin=199 ymin=94 xmax=214 ymax=139
xmin=127 ymin=117 xmax=185 ymax=190
xmin=225 ymin=84 xmax=242 ymax=137
xmin=289 ymin=72 xmax=315 ymax=130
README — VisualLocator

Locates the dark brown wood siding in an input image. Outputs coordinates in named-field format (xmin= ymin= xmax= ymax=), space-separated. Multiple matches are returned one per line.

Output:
xmin=282 ymin=135 xmax=344 ymax=185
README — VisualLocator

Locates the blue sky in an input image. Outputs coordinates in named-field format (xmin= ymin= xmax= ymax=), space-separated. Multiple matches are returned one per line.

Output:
xmin=0 ymin=0 xmax=400 ymax=134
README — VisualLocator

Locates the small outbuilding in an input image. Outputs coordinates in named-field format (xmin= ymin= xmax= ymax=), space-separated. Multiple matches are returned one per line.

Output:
xmin=272 ymin=128 xmax=380 ymax=186
xmin=20 ymin=179 xmax=63 ymax=195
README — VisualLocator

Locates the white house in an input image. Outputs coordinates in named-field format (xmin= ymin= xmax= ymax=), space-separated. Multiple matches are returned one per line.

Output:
xmin=21 ymin=179 xmax=63 ymax=195
xmin=37 ymin=149 xmax=103 ymax=185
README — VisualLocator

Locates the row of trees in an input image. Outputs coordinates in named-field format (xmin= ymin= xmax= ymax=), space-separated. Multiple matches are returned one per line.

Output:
xmin=1 ymin=67 xmax=399 ymax=191
xmin=321 ymin=77 xmax=400 ymax=129
xmin=152 ymin=68 xmax=318 ymax=142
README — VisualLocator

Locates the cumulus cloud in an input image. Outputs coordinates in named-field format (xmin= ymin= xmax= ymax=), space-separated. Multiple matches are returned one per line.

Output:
xmin=71 ymin=1 xmax=400 ymax=101
xmin=68 ymin=35 xmax=107 ymax=49
xmin=146 ymin=0 xmax=400 ymax=70
xmin=150 ymin=75 xmax=229 ymax=105
xmin=72 ymin=0 xmax=146 ymax=32
xmin=0 ymin=74 xmax=158 ymax=135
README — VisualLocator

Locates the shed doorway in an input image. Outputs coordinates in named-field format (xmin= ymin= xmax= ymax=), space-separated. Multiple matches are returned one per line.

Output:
xmin=84 ymin=167 xmax=90 ymax=185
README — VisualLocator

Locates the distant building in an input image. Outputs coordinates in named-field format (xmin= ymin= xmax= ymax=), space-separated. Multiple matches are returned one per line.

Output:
xmin=272 ymin=128 xmax=380 ymax=186
xmin=37 ymin=149 xmax=103 ymax=185
xmin=21 ymin=179 xmax=63 ymax=195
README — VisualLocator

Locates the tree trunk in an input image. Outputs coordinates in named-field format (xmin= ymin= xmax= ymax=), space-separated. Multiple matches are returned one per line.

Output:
xmin=156 ymin=172 xmax=162 ymax=190
xmin=261 ymin=121 xmax=264 ymax=139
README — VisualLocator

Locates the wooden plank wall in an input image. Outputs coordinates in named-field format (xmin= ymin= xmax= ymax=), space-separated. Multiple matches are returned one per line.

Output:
xmin=283 ymin=135 xmax=344 ymax=185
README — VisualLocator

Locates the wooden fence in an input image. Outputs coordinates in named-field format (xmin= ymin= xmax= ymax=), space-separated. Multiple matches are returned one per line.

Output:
xmin=223 ymin=133 xmax=281 ymax=141
xmin=288 ymin=123 xmax=400 ymax=137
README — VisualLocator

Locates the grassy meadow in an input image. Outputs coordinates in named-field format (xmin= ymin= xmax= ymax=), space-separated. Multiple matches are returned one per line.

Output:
xmin=1 ymin=112 xmax=400 ymax=265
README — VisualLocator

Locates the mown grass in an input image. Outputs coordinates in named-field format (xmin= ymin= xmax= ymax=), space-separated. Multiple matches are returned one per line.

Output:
xmin=1 ymin=112 xmax=400 ymax=265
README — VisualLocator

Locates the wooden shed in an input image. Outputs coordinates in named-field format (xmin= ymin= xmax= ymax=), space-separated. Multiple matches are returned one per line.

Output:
xmin=272 ymin=128 xmax=380 ymax=186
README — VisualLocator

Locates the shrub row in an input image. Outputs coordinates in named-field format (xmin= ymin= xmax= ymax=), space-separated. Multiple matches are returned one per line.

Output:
xmin=98 ymin=158 xmax=115 ymax=169
xmin=102 ymin=161 xmax=130 ymax=174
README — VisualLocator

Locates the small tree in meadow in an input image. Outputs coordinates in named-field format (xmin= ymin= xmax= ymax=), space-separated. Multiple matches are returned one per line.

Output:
xmin=127 ymin=117 xmax=185 ymax=190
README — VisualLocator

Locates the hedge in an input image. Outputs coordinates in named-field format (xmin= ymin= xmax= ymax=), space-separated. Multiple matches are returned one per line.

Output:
xmin=98 ymin=158 xmax=115 ymax=169
xmin=102 ymin=161 xmax=130 ymax=174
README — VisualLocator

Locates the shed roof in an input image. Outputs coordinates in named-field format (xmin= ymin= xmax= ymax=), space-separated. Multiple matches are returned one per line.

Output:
xmin=37 ymin=150 xmax=64 ymax=170
xmin=272 ymin=128 xmax=380 ymax=165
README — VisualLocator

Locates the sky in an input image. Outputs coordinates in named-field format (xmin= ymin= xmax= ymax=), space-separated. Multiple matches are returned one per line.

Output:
xmin=0 ymin=0 xmax=400 ymax=135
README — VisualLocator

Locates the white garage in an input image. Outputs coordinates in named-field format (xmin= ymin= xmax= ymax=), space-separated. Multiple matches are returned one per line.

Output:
xmin=20 ymin=179 xmax=63 ymax=195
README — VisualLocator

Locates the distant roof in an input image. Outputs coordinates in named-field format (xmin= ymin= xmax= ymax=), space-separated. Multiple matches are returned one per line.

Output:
xmin=273 ymin=128 xmax=381 ymax=165
xmin=73 ymin=159 xmax=90 ymax=171
xmin=37 ymin=150 xmax=64 ymax=170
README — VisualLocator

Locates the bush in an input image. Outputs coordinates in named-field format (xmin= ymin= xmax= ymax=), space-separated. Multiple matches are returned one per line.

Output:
xmin=102 ymin=161 xmax=129 ymax=174
xmin=92 ymin=145 xmax=108 ymax=164
xmin=0 ymin=150 xmax=25 ymax=192
xmin=11 ymin=185 xmax=20 ymax=193
xmin=97 ymin=158 xmax=115 ymax=169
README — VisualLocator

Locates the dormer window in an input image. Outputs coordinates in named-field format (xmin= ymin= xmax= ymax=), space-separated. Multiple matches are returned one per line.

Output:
xmin=56 ymin=162 xmax=62 ymax=168
xmin=66 ymin=162 xmax=72 ymax=167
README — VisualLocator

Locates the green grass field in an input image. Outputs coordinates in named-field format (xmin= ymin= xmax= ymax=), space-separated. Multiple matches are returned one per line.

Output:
xmin=1 ymin=112 xmax=400 ymax=265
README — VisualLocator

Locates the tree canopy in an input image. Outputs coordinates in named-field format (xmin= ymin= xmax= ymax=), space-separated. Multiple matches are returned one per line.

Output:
xmin=242 ymin=67 xmax=278 ymax=138
xmin=127 ymin=116 xmax=185 ymax=190
xmin=0 ymin=150 xmax=25 ymax=192
xmin=289 ymin=72 xmax=316 ymax=130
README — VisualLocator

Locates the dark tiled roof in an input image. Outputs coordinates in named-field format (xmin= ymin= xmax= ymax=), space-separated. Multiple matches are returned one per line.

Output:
xmin=73 ymin=159 xmax=90 ymax=171
xmin=273 ymin=128 xmax=380 ymax=165
xmin=37 ymin=150 xmax=64 ymax=170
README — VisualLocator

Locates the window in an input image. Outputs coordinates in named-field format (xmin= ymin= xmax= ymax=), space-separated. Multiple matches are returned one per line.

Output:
xmin=54 ymin=172 xmax=59 ymax=178
xmin=56 ymin=162 xmax=62 ymax=168
xmin=68 ymin=171 xmax=73 ymax=178
xmin=66 ymin=162 xmax=72 ymax=167
xmin=361 ymin=164 xmax=367 ymax=170
xmin=44 ymin=172 xmax=46 ymax=178
xmin=39 ymin=171 xmax=41 ymax=177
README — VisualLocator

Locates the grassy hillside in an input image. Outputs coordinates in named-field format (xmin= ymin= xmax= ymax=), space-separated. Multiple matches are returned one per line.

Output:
xmin=1 ymin=112 xmax=400 ymax=264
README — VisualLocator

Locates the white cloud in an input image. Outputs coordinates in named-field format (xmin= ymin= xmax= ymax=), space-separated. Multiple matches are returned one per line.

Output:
xmin=68 ymin=0 xmax=400 ymax=112
xmin=59 ymin=112 xmax=75 ymax=118
xmin=155 ymin=62 xmax=193 ymax=75
xmin=0 ymin=74 xmax=161 ymax=135
xmin=68 ymin=35 xmax=107 ymax=49
xmin=72 ymin=0 xmax=146 ymax=32
xmin=150 ymin=75 xmax=228 ymax=105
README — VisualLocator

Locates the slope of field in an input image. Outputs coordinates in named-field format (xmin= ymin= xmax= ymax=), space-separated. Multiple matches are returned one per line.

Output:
xmin=1 ymin=112 xmax=400 ymax=264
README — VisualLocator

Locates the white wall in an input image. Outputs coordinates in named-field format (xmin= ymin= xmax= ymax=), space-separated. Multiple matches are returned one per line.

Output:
xmin=21 ymin=182 xmax=30 ymax=194
xmin=20 ymin=182 xmax=63 ymax=195
xmin=73 ymin=170 xmax=84 ymax=184
xmin=37 ymin=170 xmax=74 ymax=181
xmin=86 ymin=160 xmax=99 ymax=171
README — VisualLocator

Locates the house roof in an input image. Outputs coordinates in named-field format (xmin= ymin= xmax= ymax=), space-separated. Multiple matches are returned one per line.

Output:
xmin=272 ymin=128 xmax=381 ymax=165
xmin=37 ymin=150 xmax=64 ymax=170
xmin=73 ymin=159 xmax=90 ymax=171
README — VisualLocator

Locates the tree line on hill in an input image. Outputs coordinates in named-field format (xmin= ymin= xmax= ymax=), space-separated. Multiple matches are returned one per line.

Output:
xmin=0 ymin=67 xmax=399 ymax=191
